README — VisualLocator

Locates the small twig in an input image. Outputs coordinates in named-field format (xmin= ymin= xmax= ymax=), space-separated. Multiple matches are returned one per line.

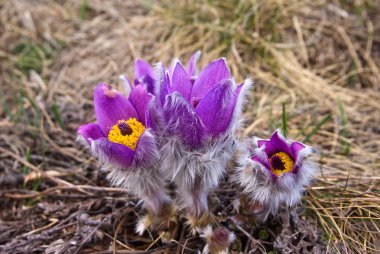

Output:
xmin=73 ymin=217 xmax=109 ymax=254
xmin=91 ymin=243 xmax=176 ymax=254
xmin=22 ymin=218 xmax=59 ymax=237
xmin=145 ymin=231 xmax=165 ymax=251
xmin=228 ymin=217 xmax=266 ymax=252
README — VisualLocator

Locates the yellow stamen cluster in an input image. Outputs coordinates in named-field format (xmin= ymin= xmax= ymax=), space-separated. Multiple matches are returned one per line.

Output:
xmin=269 ymin=152 xmax=294 ymax=176
xmin=108 ymin=118 xmax=145 ymax=150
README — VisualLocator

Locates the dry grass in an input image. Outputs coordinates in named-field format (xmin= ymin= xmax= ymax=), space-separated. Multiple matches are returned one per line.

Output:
xmin=0 ymin=0 xmax=379 ymax=253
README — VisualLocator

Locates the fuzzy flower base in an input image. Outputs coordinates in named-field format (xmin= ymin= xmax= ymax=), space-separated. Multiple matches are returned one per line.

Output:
xmin=135 ymin=203 xmax=177 ymax=235
xmin=161 ymin=134 xmax=236 ymax=218
xmin=102 ymin=164 xmax=169 ymax=210
xmin=185 ymin=212 xmax=217 ymax=234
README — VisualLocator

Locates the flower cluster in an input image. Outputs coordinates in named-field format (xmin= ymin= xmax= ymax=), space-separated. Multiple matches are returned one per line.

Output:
xmin=77 ymin=52 xmax=317 ymax=240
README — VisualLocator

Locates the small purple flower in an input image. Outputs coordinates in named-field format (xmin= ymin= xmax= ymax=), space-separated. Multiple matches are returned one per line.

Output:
xmin=235 ymin=130 xmax=316 ymax=220
xmin=77 ymin=62 xmax=171 ymax=226
xmin=156 ymin=52 xmax=252 ymax=218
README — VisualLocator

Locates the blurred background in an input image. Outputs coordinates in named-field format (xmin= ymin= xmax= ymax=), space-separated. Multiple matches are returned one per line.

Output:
xmin=0 ymin=0 xmax=379 ymax=253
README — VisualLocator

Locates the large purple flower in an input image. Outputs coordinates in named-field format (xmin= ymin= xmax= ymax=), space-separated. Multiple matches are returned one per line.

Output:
xmin=235 ymin=130 xmax=316 ymax=220
xmin=77 ymin=62 xmax=172 ymax=232
xmin=158 ymin=56 xmax=249 ymax=149
xmin=156 ymin=53 xmax=252 ymax=219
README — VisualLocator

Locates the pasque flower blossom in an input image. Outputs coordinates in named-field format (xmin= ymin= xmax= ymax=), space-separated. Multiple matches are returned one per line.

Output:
xmin=77 ymin=61 xmax=171 ymax=231
xmin=235 ymin=130 xmax=316 ymax=220
xmin=156 ymin=52 xmax=252 ymax=219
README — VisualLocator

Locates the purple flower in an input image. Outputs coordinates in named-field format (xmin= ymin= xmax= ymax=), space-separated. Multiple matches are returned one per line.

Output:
xmin=159 ymin=56 xmax=249 ymax=149
xmin=156 ymin=53 xmax=252 ymax=218
xmin=77 ymin=83 xmax=155 ymax=169
xmin=235 ymin=130 xmax=316 ymax=220
xmin=77 ymin=62 xmax=171 ymax=227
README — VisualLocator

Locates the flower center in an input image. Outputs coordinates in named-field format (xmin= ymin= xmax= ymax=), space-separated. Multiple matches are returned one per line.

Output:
xmin=108 ymin=118 xmax=145 ymax=150
xmin=269 ymin=152 xmax=294 ymax=176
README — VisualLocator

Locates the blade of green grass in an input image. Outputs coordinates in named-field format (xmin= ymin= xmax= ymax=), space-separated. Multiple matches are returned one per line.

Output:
xmin=24 ymin=93 xmax=41 ymax=127
xmin=22 ymin=147 xmax=31 ymax=174
xmin=282 ymin=102 xmax=288 ymax=137
xmin=0 ymin=85 xmax=13 ymax=120
xmin=80 ymin=0 xmax=89 ymax=20
xmin=32 ymin=176 xmax=41 ymax=191
xmin=51 ymin=103 xmax=64 ymax=129
xmin=303 ymin=114 xmax=332 ymax=143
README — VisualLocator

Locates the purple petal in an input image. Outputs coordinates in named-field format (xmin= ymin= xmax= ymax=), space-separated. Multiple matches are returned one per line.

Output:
xmin=156 ymin=63 xmax=169 ymax=107
xmin=171 ymin=61 xmax=192 ymax=101
xmin=135 ymin=59 xmax=155 ymax=94
xmin=251 ymin=155 xmax=270 ymax=171
xmin=135 ymin=59 xmax=154 ymax=79
xmin=292 ymin=144 xmax=314 ymax=172
xmin=163 ymin=93 xmax=205 ymax=149
xmin=252 ymin=154 xmax=277 ymax=180
xmin=94 ymin=84 xmax=138 ymax=134
xmin=128 ymin=84 xmax=152 ymax=125
xmin=141 ymin=75 xmax=156 ymax=94
xmin=146 ymin=99 xmax=159 ymax=131
xmin=261 ymin=131 xmax=292 ymax=157
xmin=92 ymin=138 xmax=134 ymax=169
xmin=187 ymin=50 xmax=201 ymax=76
xmin=134 ymin=131 xmax=159 ymax=167
xmin=77 ymin=123 xmax=105 ymax=144
xmin=195 ymin=79 xmax=235 ymax=137
xmin=168 ymin=58 xmax=178 ymax=77
xmin=290 ymin=142 xmax=305 ymax=161
xmin=257 ymin=139 xmax=266 ymax=148
xmin=191 ymin=58 xmax=230 ymax=99
xmin=166 ymin=72 xmax=171 ymax=92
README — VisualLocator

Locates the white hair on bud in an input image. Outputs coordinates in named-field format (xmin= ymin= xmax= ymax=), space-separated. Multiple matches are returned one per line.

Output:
xmin=160 ymin=132 xmax=236 ymax=217
xmin=200 ymin=225 xmax=214 ymax=239
xmin=76 ymin=135 xmax=90 ymax=148
xmin=200 ymin=225 xmax=236 ymax=254
xmin=101 ymin=164 xmax=170 ymax=212
xmin=135 ymin=214 xmax=152 ymax=236
xmin=153 ymin=62 xmax=166 ymax=100
xmin=118 ymin=75 xmax=132 ymax=97
xmin=231 ymin=78 xmax=253 ymax=126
